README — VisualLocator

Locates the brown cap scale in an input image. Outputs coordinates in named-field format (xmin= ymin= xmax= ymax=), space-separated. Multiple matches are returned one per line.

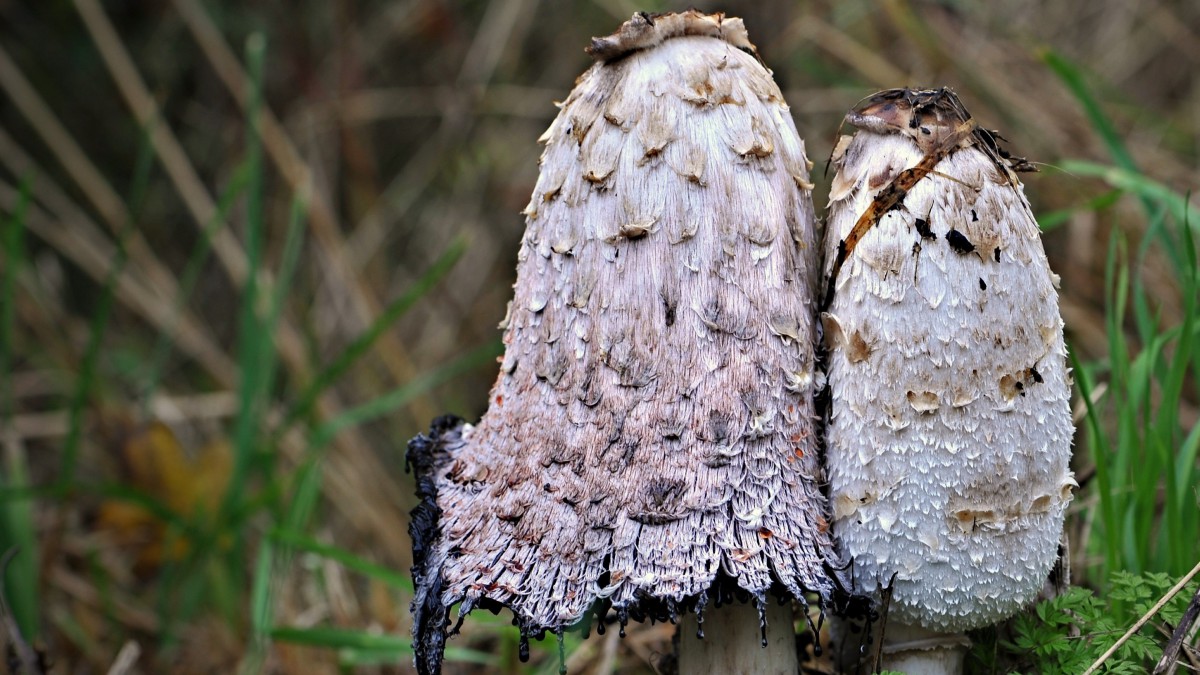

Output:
xmin=407 ymin=11 xmax=839 ymax=674
xmin=821 ymin=88 xmax=1075 ymax=663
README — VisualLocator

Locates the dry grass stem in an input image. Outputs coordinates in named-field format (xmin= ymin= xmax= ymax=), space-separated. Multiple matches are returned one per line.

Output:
xmin=171 ymin=0 xmax=437 ymax=425
xmin=104 ymin=641 xmax=140 ymax=675
xmin=0 ymin=177 xmax=238 ymax=383
xmin=50 ymin=568 xmax=159 ymax=633
xmin=71 ymin=0 xmax=414 ymax=565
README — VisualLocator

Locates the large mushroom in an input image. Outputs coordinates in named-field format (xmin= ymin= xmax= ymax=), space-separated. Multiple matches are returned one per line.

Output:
xmin=407 ymin=11 xmax=840 ymax=674
xmin=821 ymin=88 xmax=1076 ymax=672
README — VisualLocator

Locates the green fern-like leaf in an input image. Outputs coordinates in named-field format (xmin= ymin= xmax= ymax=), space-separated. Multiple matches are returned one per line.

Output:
xmin=982 ymin=571 xmax=1196 ymax=673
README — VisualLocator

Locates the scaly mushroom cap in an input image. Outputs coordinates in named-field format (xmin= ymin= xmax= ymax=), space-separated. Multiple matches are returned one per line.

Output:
xmin=408 ymin=11 xmax=838 ymax=674
xmin=822 ymin=88 xmax=1076 ymax=632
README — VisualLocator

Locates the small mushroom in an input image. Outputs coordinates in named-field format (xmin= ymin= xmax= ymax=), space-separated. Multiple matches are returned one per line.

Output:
xmin=407 ymin=11 xmax=841 ymax=674
xmin=821 ymin=88 xmax=1075 ymax=672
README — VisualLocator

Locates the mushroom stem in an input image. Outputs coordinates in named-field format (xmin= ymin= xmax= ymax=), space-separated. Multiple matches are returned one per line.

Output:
xmin=879 ymin=623 xmax=970 ymax=675
xmin=678 ymin=600 xmax=798 ymax=675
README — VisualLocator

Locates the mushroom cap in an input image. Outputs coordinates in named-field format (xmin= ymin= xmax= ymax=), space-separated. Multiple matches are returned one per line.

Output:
xmin=409 ymin=12 xmax=838 ymax=673
xmin=822 ymin=88 xmax=1075 ymax=632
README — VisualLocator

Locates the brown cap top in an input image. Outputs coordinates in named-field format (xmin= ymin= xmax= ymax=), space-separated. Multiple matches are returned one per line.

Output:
xmin=586 ymin=10 xmax=757 ymax=62
xmin=845 ymin=87 xmax=1036 ymax=177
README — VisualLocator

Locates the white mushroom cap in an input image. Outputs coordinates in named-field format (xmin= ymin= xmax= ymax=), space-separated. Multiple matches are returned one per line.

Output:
xmin=822 ymin=89 xmax=1075 ymax=632
xmin=409 ymin=12 xmax=838 ymax=673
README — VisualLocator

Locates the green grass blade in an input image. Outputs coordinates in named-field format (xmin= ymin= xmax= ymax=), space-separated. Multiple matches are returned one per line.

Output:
xmin=60 ymin=221 xmax=131 ymax=491
xmin=1176 ymin=422 xmax=1200 ymax=514
xmin=1 ymin=177 xmax=30 ymax=421
xmin=241 ymin=536 xmax=274 ymax=675
xmin=223 ymin=33 xmax=269 ymax=531
xmin=1184 ymin=190 xmax=1198 ymax=272
xmin=1122 ymin=504 xmax=1141 ymax=575
xmin=270 ymin=626 xmax=413 ymax=652
xmin=310 ymin=340 xmax=501 ymax=450
xmin=92 ymin=483 xmax=195 ymax=533
xmin=49 ymin=608 xmax=100 ymax=660
xmin=0 ymin=487 xmax=37 ymax=642
xmin=335 ymin=647 xmax=409 ymax=667
xmin=269 ymin=527 xmax=413 ymax=592
xmin=250 ymin=537 xmax=273 ymax=638
xmin=266 ymin=192 xmax=308 ymax=346
xmin=282 ymin=458 xmax=323 ymax=537
xmin=58 ymin=111 xmax=160 ymax=490
xmin=124 ymin=117 xmax=159 ymax=225
xmin=336 ymin=646 xmax=496 ymax=667
xmin=276 ymin=235 xmax=469 ymax=438
xmin=83 ymin=550 xmax=124 ymax=646
xmin=1167 ymin=206 xmax=1199 ymax=569
xmin=1072 ymin=352 xmax=1119 ymax=576
xmin=1060 ymin=160 xmax=1200 ymax=235
xmin=446 ymin=647 xmax=501 ymax=666
xmin=139 ymin=160 xmax=250 ymax=404
xmin=275 ymin=627 xmax=497 ymax=667
xmin=0 ymin=480 xmax=196 ymax=537
xmin=0 ymin=486 xmax=38 ymax=641
xmin=1042 ymin=51 xmax=1140 ymax=175
xmin=0 ymin=179 xmax=38 ymax=640
xmin=61 ymin=115 xmax=157 ymax=487
xmin=253 ymin=190 xmax=308 ymax=495
xmin=1102 ymin=232 xmax=1137 ymax=575
xmin=1037 ymin=189 xmax=1121 ymax=232
xmin=280 ymin=339 xmax=497 ymax=534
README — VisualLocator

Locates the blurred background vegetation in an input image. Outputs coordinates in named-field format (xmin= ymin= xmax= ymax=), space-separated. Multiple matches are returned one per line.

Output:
xmin=0 ymin=0 xmax=1197 ymax=673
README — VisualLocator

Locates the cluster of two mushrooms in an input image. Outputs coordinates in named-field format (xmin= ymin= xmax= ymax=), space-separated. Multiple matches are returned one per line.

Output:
xmin=407 ymin=10 xmax=1074 ymax=675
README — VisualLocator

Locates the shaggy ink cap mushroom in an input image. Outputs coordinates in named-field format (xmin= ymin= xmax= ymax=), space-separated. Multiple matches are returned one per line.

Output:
xmin=822 ymin=88 xmax=1076 ymax=644
xmin=407 ymin=11 xmax=846 ymax=675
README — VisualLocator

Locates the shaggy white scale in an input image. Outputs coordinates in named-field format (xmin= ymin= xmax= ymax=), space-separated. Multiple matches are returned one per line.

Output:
xmin=822 ymin=89 xmax=1076 ymax=659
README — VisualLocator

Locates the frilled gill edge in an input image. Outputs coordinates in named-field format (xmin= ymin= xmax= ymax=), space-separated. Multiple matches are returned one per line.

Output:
xmin=407 ymin=417 xmax=863 ymax=675
xmin=586 ymin=10 xmax=758 ymax=63
xmin=406 ymin=415 xmax=456 ymax=675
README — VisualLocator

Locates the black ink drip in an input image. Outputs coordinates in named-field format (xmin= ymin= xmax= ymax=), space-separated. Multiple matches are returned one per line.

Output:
xmin=754 ymin=592 xmax=769 ymax=647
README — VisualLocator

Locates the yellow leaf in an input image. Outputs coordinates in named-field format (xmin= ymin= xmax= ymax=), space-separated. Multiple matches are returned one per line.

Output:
xmin=97 ymin=421 xmax=234 ymax=571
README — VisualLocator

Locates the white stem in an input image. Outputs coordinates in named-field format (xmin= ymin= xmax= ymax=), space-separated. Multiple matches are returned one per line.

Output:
xmin=677 ymin=599 xmax=798 ymax=675
xmin=880 ymin=623 xmax=969 ymax=675
xmin=828 ymin=617 xmax=969 ymax=674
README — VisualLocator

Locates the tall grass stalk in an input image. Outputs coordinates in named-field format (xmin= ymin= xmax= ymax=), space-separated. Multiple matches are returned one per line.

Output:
xmin=1076 ymin=190 xmax=1200 ymax=580
xmin=156 ymin=34 xmax=273 ymax=652
xmin=0 ymin=178 xmax=38 ymax=641
xmin=223 ymin=32 xmax=270 ymax=550
xmin=245 ymin=339 xmax=496 ymax=669
xmin=138 ymin=160 xmax=250 ymax=406
xmin=271 ymin=234 xmax=469 ymax=442
xmin=1047 ymin=49 xmax=1200 ymax=586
